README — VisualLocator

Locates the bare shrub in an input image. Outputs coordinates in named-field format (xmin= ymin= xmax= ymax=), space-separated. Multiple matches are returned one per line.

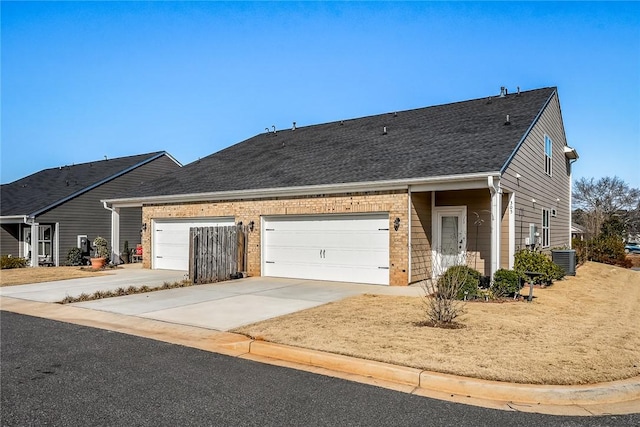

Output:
xmin=414 ymin=245 xmax=478 ymax=328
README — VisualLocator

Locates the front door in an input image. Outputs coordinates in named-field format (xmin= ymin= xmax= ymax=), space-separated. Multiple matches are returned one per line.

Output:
xmin=22 ymin=226 xmax=32 ymax=260
xmin=432 ymin=206 xmax=467 ymax=277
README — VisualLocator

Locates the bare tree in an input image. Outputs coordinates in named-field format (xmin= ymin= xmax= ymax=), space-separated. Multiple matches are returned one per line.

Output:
xmin=572 ymin=176 xmax=640 ymax=239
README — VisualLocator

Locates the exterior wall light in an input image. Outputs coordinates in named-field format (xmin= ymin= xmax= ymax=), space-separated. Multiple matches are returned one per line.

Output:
xmin=394 ymin=217 xmax=401 ymax=231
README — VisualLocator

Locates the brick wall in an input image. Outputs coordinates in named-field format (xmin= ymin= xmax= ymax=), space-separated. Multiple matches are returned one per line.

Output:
xmin=142 ymin=191 xmax=410 ymax=285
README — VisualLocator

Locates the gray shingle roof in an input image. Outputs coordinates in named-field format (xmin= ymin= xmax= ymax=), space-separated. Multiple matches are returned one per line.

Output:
xmin=128 ymin=87 xmax=556 ymax=199
xmin=1 ymin=152 xmax=168 ymax=216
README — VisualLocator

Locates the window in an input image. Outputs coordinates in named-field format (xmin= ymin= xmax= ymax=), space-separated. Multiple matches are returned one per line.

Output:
xmin=542 ymin=209 xmax=550 ymax=248
xmin=544 ymin=135 xmax=553 ymax=176
xmin=38 ymin=225 xmax=52 ymax=257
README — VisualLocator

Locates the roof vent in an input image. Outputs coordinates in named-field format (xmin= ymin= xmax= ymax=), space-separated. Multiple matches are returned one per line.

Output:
xmin=383 ymin=126 xmax=387 ymax=135
xmin=265 ymin=127 xmax=269 ymax=134
xmin=504 ymin=114 xmax=511 ymax=125
xmin=499 ymin=86 xmax=506 ymax=97
xmin=272 ymin=125 xmax=276 ymax=134
xmin=517 ymin=86 xmax=521 ymax=96
xmin=340 ymin=120 xmax=344 ymax=126
xmin=393 ymin=112 xmax=397 ymax=117
xmin=104 ymin=155 xmax=108 ymax=161
xmin=292 ymin=121 xmax=296 ymax=131
xmin=487 ymin=96 xmax=493 ymax=104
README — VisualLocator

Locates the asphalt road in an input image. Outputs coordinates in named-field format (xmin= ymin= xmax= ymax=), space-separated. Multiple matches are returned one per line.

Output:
xmin=1 ymin=311 xmax=638 ymax=427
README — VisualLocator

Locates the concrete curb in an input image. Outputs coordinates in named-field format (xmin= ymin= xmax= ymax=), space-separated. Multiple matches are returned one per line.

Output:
xmin=2 ymin=296 xmax=639 ymax=415
xmin=236 ymin=340 xmax=640 ymax=407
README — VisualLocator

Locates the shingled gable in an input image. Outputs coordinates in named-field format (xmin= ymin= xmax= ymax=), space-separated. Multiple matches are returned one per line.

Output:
xmin=1 ymin=151 xmax=174 ymax=217
xmin=123 ymin=87 xmax=556 ymax=200
xmin=1 ymin=151 xmax=182 ymax=268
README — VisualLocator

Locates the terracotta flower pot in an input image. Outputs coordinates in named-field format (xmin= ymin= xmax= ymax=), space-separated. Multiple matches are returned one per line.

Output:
xmin=90 ymin=257 xmax=106 ymax=270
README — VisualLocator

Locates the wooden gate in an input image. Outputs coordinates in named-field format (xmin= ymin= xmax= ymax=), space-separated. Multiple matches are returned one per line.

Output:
xmin=189 ymin=225 xmax=247 ymax=284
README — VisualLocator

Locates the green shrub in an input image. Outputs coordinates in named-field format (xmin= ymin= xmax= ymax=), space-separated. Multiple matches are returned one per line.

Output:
xmin=572 ymin=238 xmax=587 ymax=265
xmin=66 ymin=247 xmax=83 ymax=266
xmin=590 ymin=235 xmax=630 ymax=267
xmin=492 ymin=269 xmax=521 ymax=297
xmin=437 ymin=265 xmax=481 ymax=300
xmin=571 ymin=236 xmax=631 ymax=268
xmin=1 ymin=255 xmax=28 ymax=269
xmin=514 ymin=249 xmax=565 ymax=285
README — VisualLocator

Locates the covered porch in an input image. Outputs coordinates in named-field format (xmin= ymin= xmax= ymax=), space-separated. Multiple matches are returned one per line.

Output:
xmin=408 ymin=178 xmax=513 ymax=284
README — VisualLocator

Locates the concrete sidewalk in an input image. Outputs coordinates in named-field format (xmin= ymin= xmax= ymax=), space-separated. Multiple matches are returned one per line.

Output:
xmin=1 ymin=296 xmax=638 ymax=416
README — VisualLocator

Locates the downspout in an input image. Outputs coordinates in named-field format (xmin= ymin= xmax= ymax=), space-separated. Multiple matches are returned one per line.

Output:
xmin=568 ymin=157 xmax=578 ymax=249
xmin=103 ymin=201 xmax=120 ymax=265
xmin=488 ymin=176 xmax=501 ymax=278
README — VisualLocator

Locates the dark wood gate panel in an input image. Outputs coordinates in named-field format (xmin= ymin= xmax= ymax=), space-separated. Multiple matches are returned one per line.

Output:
xmin=189 ymin=225 xmax=247 ymax=284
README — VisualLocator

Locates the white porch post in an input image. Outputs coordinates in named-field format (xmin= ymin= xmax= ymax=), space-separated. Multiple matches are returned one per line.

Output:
xmin=488 ymin=177 xmax=502 ymax=277
xmin=508 ymin=193 xmax=515 ymax=269
xmin=30 ymin=222 xmax=39 ymax=268
xmin=110 ymin=206 xmax=121 ymax=264
xmin=54 ymin=223 xmax=60 ymax=266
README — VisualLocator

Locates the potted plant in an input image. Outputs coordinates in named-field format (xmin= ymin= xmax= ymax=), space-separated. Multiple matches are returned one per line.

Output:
xmin=91 ymin=236 xmax=110 ymax=269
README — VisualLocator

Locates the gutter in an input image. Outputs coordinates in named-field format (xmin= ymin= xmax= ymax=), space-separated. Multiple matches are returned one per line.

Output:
xmin=102 ymin=172 xmax=500 ymax=207
xmin=0 ymin=215 xmax=30 ymax=224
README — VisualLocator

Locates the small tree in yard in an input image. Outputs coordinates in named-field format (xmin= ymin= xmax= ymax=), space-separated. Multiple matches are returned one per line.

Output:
xmin=415 ymin=246 xmax=480 ymax=328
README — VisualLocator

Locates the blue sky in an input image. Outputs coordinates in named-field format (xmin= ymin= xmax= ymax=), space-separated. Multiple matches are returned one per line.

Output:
xmin=2 ymin=1 xmax=639 ymax=189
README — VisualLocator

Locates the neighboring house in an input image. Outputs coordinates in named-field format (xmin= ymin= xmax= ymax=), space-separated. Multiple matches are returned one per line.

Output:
xmin=1 ymin=152 xmax=181 ymax=267
xmin=104 ymin=87 xmax=578 ymax=286
xmin=571 ymin=224 xmax=586 ymax=241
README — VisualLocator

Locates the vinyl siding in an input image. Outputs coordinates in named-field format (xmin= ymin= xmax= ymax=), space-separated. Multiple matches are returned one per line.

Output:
xmin=410 ymin=192 xmax=432 ymax=283
xmin=120 ymin=207 xmax=143 ymax=255
xmin=36 ymin=155 xmax=179 ymax=263
xmin=1 ymin=225 xmax=20 ymax=257
xmin=501 ymin=91 xmax=572 ymax=252
xmin=500 ymin=193 xmax=510 ymax=269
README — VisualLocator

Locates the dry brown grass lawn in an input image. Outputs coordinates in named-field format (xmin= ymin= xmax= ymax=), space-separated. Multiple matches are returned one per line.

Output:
xmin=0 ymin=266 xmax=106 ymax=287
xmin=234 ymin=262 xmax=640 ymax=385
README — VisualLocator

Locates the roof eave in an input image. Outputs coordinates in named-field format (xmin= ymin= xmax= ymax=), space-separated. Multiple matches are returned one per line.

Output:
xmin=564 ymin=145 xmax=579 ymax=160
xmin=0 ymin=215 xmax=30 ymax=224
xmin=103 ymin=172 xmax=500 ymax=207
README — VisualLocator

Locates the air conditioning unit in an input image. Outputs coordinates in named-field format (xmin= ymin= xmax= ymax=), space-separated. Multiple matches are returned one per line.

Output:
xmin=551 ymin=250 xmax=576 ymax=276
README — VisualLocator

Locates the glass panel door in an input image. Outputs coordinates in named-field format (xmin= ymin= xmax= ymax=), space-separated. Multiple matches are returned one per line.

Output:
xmin=433 ymin=207 xmax=467 ymax=277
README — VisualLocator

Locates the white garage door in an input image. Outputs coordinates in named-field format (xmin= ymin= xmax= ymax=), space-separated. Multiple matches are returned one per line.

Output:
xmin=153 ymin=218 xmax=234 ymax=270
xmin=262 ymin=214 xmax=390 ymax=285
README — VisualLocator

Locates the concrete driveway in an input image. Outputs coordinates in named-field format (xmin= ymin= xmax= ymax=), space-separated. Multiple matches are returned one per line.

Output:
xmin=0 ymin=265 xmax=422 ymax=331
